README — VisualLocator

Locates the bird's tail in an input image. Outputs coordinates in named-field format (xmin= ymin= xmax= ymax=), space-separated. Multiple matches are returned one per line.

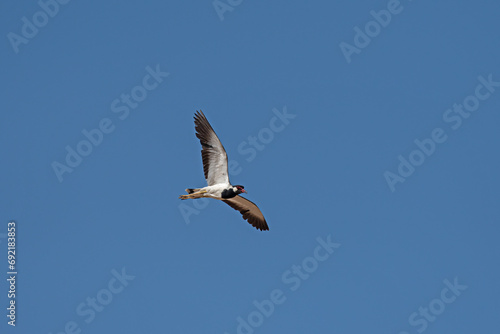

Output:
xmin=185 ymin=188 xmax=200 ymax=194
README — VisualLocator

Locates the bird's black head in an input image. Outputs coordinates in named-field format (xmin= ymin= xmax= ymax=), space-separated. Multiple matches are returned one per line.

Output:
xmin=234 ymin=185 xmax=247 ymax=194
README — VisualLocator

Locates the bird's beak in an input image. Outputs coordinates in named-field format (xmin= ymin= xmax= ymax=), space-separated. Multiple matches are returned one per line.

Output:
xmin=242 ymin=189 xmax=247 ymax=193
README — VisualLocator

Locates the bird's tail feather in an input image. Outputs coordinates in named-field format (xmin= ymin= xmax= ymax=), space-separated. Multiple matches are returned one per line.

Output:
xmin=185 ymin=188 xmax=200 ymax=194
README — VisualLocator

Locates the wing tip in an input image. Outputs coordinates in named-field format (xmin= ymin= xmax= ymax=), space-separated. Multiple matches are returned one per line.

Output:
xmin=194 ymin=110 xmax=205 ymax=121
xmin=249 ymin=217 xmax=269 ymax=231
xmin=255 ymin=221 xmax=269 ymax=231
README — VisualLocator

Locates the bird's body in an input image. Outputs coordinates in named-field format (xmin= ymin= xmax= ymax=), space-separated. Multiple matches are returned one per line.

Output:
xmin=179 ymin=111 xmax=269 ymax=231
xmin=182 ymin=183 xmax=237 ymax=200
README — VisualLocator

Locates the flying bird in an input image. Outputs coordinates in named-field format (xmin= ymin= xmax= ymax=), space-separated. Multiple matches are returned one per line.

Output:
xmin=179 ymin=111 xmax=269 ymax=231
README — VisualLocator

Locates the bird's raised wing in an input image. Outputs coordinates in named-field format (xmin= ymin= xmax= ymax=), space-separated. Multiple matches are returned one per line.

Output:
xmin=194 ymin=111 xmax=229 ymax=186
xmin=223 ymin=195 xmax=269 ymax=231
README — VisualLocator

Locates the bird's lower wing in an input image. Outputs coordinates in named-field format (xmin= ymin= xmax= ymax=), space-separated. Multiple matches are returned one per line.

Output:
xmin=222 ymin=195 xmax=269 ymax=231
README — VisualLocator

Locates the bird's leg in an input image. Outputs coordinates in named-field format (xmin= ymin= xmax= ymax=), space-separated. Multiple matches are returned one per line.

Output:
xmin=179 ymin=190 xmax=207 ymax=200
xmin=188 ymin=190 xmax=207 ymax=196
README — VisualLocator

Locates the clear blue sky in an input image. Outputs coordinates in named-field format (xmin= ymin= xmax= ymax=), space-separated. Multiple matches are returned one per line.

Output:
xmin=1 ymin=0 xmax=499 ymax=333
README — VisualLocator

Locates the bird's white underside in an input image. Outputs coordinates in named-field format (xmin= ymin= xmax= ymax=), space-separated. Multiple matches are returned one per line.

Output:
xmin=200 ymin=183 xmax=232 ymax=199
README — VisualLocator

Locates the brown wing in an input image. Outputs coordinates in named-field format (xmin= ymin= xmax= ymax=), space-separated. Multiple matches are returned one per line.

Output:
xmin=194 ymin=110 xmax=229 ymax=186
xmin=222 ymin=195 xmax=269 ymax=231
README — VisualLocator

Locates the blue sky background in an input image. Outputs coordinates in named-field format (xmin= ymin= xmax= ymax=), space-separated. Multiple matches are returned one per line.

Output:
xmin=1 ymin=0 xmax=499 ymax=333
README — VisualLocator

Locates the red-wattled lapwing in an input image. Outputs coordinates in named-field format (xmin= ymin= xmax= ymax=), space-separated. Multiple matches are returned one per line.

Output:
xmin=179 ymin=111 xmax=269 ymax=231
